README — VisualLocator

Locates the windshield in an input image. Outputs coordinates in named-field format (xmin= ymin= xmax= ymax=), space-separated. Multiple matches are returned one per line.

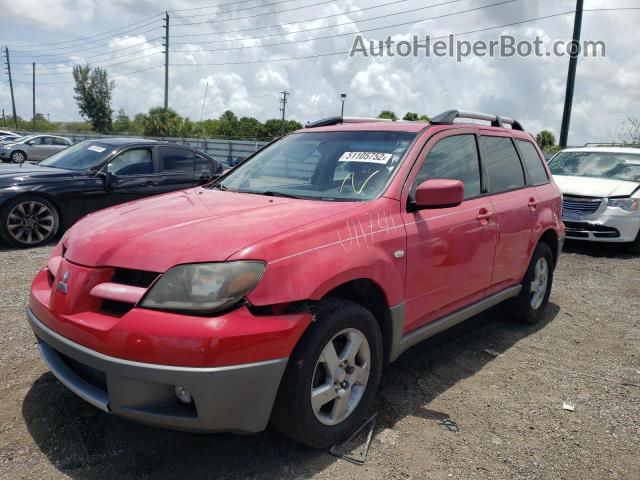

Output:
xmin=39 ymin=141 xmax=113 ymax=171
xmin=549 ymin=151 xmax=640 ymax=183
xmin=216 ymin=131 xmax=417 ymax=201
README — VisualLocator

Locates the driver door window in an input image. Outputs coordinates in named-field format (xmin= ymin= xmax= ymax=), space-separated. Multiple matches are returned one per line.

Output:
xmin=107 ymin=149 xmax=154 ymax=176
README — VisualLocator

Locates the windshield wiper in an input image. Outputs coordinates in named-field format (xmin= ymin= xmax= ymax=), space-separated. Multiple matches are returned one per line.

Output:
xmin=258 ymin=191 xmax=306 ymax=199
xmin=210 ymin=183 xmax=232 ymax=191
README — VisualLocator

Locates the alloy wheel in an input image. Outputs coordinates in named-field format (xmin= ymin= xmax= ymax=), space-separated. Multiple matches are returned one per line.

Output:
xmin=7 ymin=201 xmax=55 ymax=245
xmin=529 ymin=257 xmax=549 ymax=310
xmin=11 ymin=152 xmax=25 ymax=163
xmin=311 ymin=328 xmax=371 ymax=426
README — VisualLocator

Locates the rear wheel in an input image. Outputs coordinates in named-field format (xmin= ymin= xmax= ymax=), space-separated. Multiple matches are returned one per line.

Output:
xmin=10 ymin=151 xmax=26 ymax=163
xmin=271 ymin=299 xmax=383 ymax=448
xmin=0 ymin=196 xmax=60 ymax=248
xmin=507 ymin=243 xmax=554 ymax=324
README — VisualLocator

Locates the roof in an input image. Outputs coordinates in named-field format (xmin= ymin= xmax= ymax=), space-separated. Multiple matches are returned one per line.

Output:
xmin=562 ymin=146 xmax=640 ymax=155
xmin=91 ymin=137 xmax=159 ymax=146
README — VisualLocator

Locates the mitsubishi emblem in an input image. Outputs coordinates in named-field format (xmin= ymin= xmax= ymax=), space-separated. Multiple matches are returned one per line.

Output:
xmin=56 ymin=271 xmax=69 ymax=295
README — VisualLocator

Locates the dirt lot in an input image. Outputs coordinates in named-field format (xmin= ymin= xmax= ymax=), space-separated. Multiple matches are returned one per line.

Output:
xmin=0 ymin=241 xmax=638 ymax=479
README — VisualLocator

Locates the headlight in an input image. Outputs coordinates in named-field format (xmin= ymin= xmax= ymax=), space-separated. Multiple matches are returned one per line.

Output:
xmin=4 ymin=143 xmax=15 ymax=148
xmin=608 ymin=198 xmax=640 ymax=212
xmin=140 ymin=261 xmax=265 ymax=314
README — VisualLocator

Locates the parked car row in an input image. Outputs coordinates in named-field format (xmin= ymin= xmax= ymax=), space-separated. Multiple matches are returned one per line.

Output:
xmin=0 ymin=134 xmax=73 ymax=163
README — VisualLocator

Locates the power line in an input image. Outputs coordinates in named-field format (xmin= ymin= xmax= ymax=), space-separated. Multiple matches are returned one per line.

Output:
xmin=10 ymin=39 xmax=164 ymax=65
xmin=10 ymin=24 xmax=162 ymax=58
xmin=168 ymin=7 xmax=640 ymax=67
xmin=173 ymin=0 xmax=343 ymax=25
xmin=169 ymin=0 xmax=295 ymax=15
xmin=172 ymin=0 xmax=468 ymax=45
xmin=12 ymin=64 xmax=164 ymax=85
xmin=9 ymin=13 xmax=164 ymax=49
xmin=173 ymin=0 xmax=491 ymax=53
xmin=172 ymin=0 xmax=418 ymax=33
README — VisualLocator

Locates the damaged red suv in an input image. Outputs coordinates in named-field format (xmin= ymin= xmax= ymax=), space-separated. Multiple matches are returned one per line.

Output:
xmin=28 ymin=110 xmax=564 ymax=447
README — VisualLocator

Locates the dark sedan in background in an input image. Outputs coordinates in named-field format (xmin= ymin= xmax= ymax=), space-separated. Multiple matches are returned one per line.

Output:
xmin=0 ymin=138 xmax=223 ymax=247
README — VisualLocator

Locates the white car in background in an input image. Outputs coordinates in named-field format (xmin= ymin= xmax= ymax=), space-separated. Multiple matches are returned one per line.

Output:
xmin=548 ymin=146 xmax=640 ymax=252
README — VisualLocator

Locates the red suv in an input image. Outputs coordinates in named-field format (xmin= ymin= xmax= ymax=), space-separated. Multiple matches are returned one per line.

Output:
xmin=28 ymin=110 xmax=564 ymax=447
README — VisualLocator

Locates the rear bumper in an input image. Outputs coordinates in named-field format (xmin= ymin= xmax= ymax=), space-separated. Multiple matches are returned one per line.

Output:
xmin=28 ymin=308 xmax=288 ymax=434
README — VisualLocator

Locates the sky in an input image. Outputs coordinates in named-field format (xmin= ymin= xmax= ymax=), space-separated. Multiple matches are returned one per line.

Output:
xmin=0 ymin=0 xmax=638 ymax=144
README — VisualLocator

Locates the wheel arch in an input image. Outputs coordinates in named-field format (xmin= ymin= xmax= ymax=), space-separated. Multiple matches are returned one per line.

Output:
xmin=320 ymin=278 xmax=394 ymax=363
xmin=537 ymin=228 xmax=560 ymax=268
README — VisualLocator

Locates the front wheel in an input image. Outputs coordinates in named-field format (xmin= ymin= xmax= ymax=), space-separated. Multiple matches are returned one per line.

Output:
xmin=507 ymin=242 xmax=554 ymax=324
xmin=0 ymin=196 xmax=60 ymax=248
xmin=271 ymin=299 xmax=383 ymax=448
xmin=10 ymin=151 xmax=26 ymax=163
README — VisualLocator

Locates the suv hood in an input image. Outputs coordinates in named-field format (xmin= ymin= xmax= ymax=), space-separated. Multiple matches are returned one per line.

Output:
xmin=554 ymin=175 xmax=639 ymax=198
xmin=64 ymin=187 xmax=361 ymax=272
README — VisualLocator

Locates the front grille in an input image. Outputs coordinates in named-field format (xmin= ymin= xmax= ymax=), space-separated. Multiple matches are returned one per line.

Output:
xmin=98 ymin=268 xmax=159 ymax=317
xmin=562 ymin=196 xmax=603 ymax=214
xmin=111 ymin=268 xmax=160 ymax=288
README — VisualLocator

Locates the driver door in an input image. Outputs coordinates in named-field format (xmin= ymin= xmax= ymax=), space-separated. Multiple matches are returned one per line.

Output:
xmin=82 ymin=147 xmax=161 ymax=214
xmin=401 ymin=131 xmax=497 ymax=334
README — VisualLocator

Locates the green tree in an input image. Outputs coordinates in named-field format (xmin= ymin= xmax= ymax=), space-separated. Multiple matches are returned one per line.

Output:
xmin=72 ymin=65 xmax=115 ymax=132
xmin=419 ymin=114 xmax=430 ymax=122
xmin=141 ymin=107 xmax=193 ymax=137
xmin=112 ymin=108 xmax=131 ymax=133
xmin=536 ymin=130 xmax=557 ymax=151
xmin=402 ymin=112 xmax=419 ymax=121
xmin=378 ymin=110 xmax=397 ymax=120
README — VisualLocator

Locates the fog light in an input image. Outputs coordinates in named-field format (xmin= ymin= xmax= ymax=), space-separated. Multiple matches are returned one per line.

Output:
xmin=174 ymin=386 xmax=193 ymax=404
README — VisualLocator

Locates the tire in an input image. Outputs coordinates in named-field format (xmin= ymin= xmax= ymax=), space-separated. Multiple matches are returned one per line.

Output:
xmin=628 ymin=229 xmax=640 ymax=255
xmin=507 ymin=242 xmax=554 ymax=324
xmin=271 ymin=299 xmax=383 ymax=448
xmin=10 ymin=150 xmax=27 ymax=163
xmin=0 ymin=196 xmax=60 ymax=248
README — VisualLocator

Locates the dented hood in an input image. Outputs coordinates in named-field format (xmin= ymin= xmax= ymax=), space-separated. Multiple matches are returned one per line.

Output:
xmin=63 ymin=187 xmax=359 ymax=272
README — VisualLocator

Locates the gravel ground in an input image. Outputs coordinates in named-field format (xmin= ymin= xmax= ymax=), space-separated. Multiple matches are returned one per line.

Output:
xmin=0 ymin=241 xmax=638 ymax=479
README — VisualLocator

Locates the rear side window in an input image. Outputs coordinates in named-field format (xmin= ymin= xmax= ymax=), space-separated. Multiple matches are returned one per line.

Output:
xmin=53 ymin=138 xmax=70 ymax=146
xmin=415 ymin=135 xmax=482 ymax=199
xmin=160 ymin=147 xmax=194 ymax=173
xmin=482 ymin=136 xmax=525 ymax=193
xmin=517 ymin=140 xmax=549 ymax=185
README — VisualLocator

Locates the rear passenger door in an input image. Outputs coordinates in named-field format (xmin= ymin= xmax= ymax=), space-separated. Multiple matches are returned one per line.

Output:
xmin=401 ymin=131 xmax=497 ymax=333
xmin=481 ymin=134 xmax=537 ymax=294
xmin=157 ymin=146 xmax=198 ymax=192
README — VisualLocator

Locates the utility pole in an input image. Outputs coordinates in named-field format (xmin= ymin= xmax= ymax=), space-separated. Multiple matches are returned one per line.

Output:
xmin=4 ymin=47 xmax=18 ymax=131
xmin=32 ymin=62 xmax=36 ymax=130
xmin=2 ymin=109 xmax=5 ymax=127
xmin=559 ymin=0 xmax=584 ymax=148
xmin=279 ymin=91 xmax=289 ymax=136
xmin=163 ymin=12 xmax=170 ymax=109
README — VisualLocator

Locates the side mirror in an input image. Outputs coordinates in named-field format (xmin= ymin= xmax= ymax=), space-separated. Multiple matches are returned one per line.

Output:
xmin=103 ymin=171 xmax=119 ymax=191
xmin=413 ymin=179 xmax=464 ymax=210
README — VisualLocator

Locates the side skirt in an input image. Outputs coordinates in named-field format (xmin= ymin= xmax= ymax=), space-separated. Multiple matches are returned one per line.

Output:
xmin=388 ymin=285 xmax=522 ymax=362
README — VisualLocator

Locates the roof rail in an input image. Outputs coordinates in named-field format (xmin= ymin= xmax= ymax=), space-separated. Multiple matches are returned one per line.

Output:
xmin=430 ymin=110 xmax=524 ymax=131
xmin=305 ymin=116 xmax=396 ymax=128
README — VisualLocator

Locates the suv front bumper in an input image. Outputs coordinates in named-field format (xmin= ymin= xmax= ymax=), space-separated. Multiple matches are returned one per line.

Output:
xmin=28 ymin=308 xmax=288 ymax=434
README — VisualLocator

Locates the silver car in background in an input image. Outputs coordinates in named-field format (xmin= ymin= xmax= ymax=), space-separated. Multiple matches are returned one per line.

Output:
xmin=0 ymin=134 xmax=72 ymax=163
xmin=548 ymin=146 xmax=640 ymax=253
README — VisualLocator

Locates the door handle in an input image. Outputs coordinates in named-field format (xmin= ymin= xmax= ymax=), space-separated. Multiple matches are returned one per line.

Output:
xmin=143 ymin=181 xmax=159 ymax=187
xmin=528 ymin=197 xmax=538 ymax=209
xmin=476 ymin=209 xmax=492 ymax=223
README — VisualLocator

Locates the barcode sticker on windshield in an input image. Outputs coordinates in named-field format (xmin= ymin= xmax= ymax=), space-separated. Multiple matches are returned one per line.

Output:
xmin=338 ymin=152 xmax=392 ymax=164
xmin=88 ymin=146 xmax=106 ymax=153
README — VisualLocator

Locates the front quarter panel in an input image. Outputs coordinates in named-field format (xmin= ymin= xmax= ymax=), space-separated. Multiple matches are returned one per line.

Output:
xmin=230 ymin=198 xmax=407 ymax=308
